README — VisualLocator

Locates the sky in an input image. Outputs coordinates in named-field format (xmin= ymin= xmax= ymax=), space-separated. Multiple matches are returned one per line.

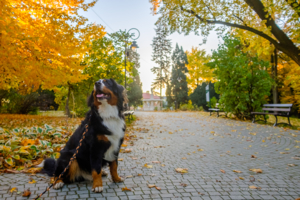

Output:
xmin=79 ymin=0 xmax=221 ymax=93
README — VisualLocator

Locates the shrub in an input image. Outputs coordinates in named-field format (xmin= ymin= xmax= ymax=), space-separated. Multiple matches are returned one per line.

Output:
xmin=207 ymin=35 xmax=273 ymax=119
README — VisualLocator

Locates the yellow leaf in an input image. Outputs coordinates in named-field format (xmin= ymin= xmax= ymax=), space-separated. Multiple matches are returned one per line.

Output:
xmin=29 ymin=179 xmax=36 ymax=184
xmin=198 ymin=149 xmax=204 ymax=151
xmin=118 ymin=158 xmax=124 ymax=161
xmin=10 ymin=187 xmax=17 ymax=193
xmin=262 ymin=140 xmax=265 ymax=142
xmin=239 ymin=177 xmax=244 ymax=180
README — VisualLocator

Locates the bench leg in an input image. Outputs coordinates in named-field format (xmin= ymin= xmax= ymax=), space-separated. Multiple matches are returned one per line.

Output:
xmin=263 ymin=115 xmax=267 ymax=123
xmin=210 ymin=111 xmax=212 ymax=116
xmin=288 ymin=116 xmax=292 ymax=126
xmin=217 ymin=111 xmax=219 ymax=117
xmin=252 ymin=115 xmax=255 ymax=123
xmin=273 ymin=115 xmax=278 ymax=127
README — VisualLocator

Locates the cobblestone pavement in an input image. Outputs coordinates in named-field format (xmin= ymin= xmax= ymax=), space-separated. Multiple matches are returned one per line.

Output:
xmin=1 ymin=111 xmax=300 ymax=200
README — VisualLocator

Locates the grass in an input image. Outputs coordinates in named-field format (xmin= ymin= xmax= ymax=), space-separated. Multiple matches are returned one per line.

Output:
xmin=125 ymin=115 xmax=137 ymax=127
xmin=205 ymin=111 xmax=300 ymax=130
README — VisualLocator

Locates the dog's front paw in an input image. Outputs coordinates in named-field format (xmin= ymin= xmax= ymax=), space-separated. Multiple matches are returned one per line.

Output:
xmin=113 ymin=176 xmax=124 ymax=183
xmin=53 ymin=181 xmax=64 ymax=189
xmin=92 ymin=186 xmax=103 ymax=193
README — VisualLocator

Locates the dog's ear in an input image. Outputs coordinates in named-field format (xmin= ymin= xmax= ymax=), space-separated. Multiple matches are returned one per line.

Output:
xmin=87 ymin=90 xmax=94 ymax=107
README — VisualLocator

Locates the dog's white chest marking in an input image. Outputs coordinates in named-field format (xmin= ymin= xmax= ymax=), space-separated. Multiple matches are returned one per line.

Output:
xmin=98 ymin=102 xmax=125 ymax=161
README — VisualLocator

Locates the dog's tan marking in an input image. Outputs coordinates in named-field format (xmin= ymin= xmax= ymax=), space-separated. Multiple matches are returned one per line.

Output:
xmin=92 ymin=170 xmax=103 ymax=189
xmin=97 ymin=135 xmax=109 ymax=142
xmin=93 ymin=90 xmax=102 ymax=107
xmin=68 ymin=160 xmax=80 ymax=182
xmin=102 ymin=86 xmax=118 ymax=106
xmin=109 ymin=160 xmax=123 ymax=182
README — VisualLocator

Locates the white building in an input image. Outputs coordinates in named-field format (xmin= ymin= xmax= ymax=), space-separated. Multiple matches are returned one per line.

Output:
xmin=141 ymin=92 xmax=163 ymax=111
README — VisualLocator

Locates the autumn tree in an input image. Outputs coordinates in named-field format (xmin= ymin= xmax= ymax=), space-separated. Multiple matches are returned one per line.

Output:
xmin=151 ymin=22 xmax=172 ymax=97
xmin=185 ymin=47 xmax=213 ymax=93
xmin=127 ymin=49 xmax=143 ymax=109
xmin=170 ymin=44 xmax=189 ymax=108
xmin=150 ymin=0 xmax=300 ymax=66
xmin=0 ymin=0 xmax=105 ymax=92
xmin=207 ymin=36 xmax=273 ymax=119
xmin=54 ymin=36 xmax=126 ymax=117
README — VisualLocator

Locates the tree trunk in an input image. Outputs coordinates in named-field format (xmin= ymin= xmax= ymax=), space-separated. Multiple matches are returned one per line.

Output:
xmin=271 ymin=49 xmax=278 ymax=104
xmin=65 ymin=84 xmax=71 ymax=117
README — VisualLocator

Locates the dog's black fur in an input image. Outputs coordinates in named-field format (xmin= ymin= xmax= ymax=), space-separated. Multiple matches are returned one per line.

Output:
xmin=43 ymin=79 xmax=126 ymax=186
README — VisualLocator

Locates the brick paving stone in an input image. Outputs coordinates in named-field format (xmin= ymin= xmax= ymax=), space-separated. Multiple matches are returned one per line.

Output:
xmin=1 ymin=112 xmax=300 ymax=199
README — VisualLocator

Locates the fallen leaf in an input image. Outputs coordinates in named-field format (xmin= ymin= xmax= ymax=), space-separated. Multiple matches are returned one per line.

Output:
xmin=280 ymin=152 xmax=289 ymax=154
xmin=251 ymin=155 xmax=257 ymax=158
xmin=152 ymin=161 xmax=161 ymax=164
xmin=239 ymin=177 xmax=244 ymax=180
xmin=144 ymin=164 xmax=153 ymax=169
xmin=249 ymin=168 xmax=263 ymax=173
xmin=262 ymin=140 xmax=265 ymax=142
xmin=126 ymin=175 xmax=133 ymax=178
xmin=10 ymin=187 xmax=17 ymax=193
xmin=169 ymin=132 xmax=173 ymax=134
xmin=155 ymin=186 xmax=161 ymax=190
xmin=148 ymin=184 xmax=156 ymax=188
xmin=233 ymin=170 xmax=242 ymax=173
xmin=22 ymin=189 xmax=31 ymax=197
xmin=137 ymin=173 xmax=142 ymax=176
xmin=175 ymin=168 xmax=188 ymax=173
xmin=161 ymin=164 xmax=165 ymax=167
xmin=182 ymin=157 xmax=187 ymax=160
xmin=122 ymin=187 xmax=132 ymax=191
xmin=198 ymin=149 xmax=204 ymax=151
xmin=180 ymin=183 xmax=188 ymax=187
xmin=287 ymin=164 xmax=297 ymax=167
xmin=220 ymin=169 xmax=226 ymax=173
xmin=29 ymin=179 xmax=36 ymax=184
xmin=118 ymin=158 xmax=124 ymax=161
xmin=249 ymin=185 xmax=257 ymax=189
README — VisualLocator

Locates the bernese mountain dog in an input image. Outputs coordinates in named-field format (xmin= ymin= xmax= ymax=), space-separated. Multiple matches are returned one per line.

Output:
xmin=42 ymin=79 xmax=127 ymax=193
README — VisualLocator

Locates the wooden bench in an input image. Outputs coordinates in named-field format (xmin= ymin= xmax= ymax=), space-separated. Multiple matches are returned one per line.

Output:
xmin=124 ymin=110 xmax=134 ymax=121
xmin=251 ymin=104 xmax=293 ymax=126
xmin=208 ymin=103 xmax=226 ymax=117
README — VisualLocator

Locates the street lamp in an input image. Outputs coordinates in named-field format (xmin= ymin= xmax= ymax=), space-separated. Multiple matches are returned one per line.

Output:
xmin=123 ymin=28 xmax=140 ymax=89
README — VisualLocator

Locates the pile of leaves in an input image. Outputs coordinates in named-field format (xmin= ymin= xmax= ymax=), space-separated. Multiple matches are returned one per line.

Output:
xmin=0 ymin=124 xmax=76 ymax=171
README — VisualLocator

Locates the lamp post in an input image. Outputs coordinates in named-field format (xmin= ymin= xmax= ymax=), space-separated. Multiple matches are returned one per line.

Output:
xmin=123 ymin=28 xmax=140 ymax=89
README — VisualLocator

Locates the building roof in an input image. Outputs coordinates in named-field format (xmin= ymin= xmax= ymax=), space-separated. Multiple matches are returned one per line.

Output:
xmin=142 ymin=93 xmax=160 ymax=100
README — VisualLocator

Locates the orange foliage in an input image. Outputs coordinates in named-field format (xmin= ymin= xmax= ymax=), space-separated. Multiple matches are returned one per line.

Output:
xmin=0 ymin=0 xmax=106 ymax=92
xmin=149 ymin=0 xmax=162 ymax=14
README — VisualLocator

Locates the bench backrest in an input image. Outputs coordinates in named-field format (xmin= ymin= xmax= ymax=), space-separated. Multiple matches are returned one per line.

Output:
xmin=262 ymin=104 xmax=292 ymax=112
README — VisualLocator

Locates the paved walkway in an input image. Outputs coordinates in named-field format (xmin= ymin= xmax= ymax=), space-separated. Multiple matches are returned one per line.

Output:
xmin=1 ymin=112 xmax=300 ymax=200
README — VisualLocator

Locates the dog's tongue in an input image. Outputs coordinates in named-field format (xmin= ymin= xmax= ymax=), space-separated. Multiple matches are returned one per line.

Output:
xmin=96 ymin=94 xmax=104 ymax=98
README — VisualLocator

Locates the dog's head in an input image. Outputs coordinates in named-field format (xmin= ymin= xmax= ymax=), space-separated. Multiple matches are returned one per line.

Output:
xmin=88 ymin=79 xmax=127 ymax=114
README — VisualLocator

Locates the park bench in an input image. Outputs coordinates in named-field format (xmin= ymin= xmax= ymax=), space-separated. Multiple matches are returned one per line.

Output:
xmin=124 ymin=110 xmax=134 ymax=121
xmin=251 ymin=104 xmax=293 ymax=126
xmin=208 ymin=103 xmax=226 ymax=117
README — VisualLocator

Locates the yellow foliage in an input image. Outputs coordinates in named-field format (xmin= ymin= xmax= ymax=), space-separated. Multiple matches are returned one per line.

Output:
xmin=185 ymin=47 xmax=214 ymax=93
xmin=0 ymin=0 xmax=106 ymax=92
